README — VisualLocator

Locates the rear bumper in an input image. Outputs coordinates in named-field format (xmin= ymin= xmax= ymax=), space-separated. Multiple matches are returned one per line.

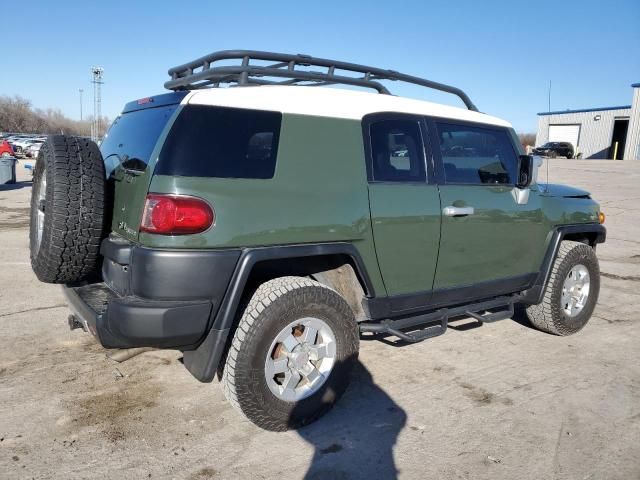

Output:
xmin=63 ymin=283 xmax=214 ymax=348
xmin=64 ymin=235 xmax=241 ymax=349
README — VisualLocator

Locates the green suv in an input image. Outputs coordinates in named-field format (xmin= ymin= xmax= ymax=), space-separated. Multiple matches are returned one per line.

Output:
xmin=29 ymin=50 xmax=606 ymax=431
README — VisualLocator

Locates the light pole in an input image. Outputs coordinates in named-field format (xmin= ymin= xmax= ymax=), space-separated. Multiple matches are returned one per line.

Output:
xmin=91 ymin=67 xmax=104 ymax=141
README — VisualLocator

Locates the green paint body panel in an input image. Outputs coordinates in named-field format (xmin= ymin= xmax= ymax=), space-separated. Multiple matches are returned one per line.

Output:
xmin=434 ymin=185 xmax=598 ymax=289
xmin=106 ymin=104 xmax=601 ymax=303
xmin=111 ymin=171 xmax=152 ymax=240
xmin=143 ymin=114 xmax=386 ymax=296
xmin=435 ymin=184 xmax=598 ymax=289
xmin=368 ymin=184 xmax=441 ymax=295
xmin=435 ymin=185 xmax=546 ymax=288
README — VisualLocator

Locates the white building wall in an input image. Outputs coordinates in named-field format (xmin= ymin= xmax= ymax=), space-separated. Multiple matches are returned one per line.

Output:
xmin=536 ymin=107 xmax=632 ymax=159
xmin=623 ymin=85 xmax=640 ymax=160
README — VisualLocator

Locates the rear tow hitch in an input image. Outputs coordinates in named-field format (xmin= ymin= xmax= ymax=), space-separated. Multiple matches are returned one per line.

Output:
xmin=67 ymin=314 xmax=86 ymax=332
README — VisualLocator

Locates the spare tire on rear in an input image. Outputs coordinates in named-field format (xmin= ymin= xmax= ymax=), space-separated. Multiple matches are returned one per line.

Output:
xmin=30 ymin=135 xmax=109 ymax=284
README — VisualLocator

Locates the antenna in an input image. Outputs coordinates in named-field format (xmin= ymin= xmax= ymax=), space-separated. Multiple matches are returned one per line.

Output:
xmin=91 ymin=66 xmax=104 ymax=141
xmin=545 ymin=80 xmax=551 ymax=191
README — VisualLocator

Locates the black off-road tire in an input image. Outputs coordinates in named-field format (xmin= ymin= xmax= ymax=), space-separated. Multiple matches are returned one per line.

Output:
xmin=222 ymin=276 xmax=359 ymax=431
xmin=30 ymin=135 xmax=108 ymax=284
xmin=526 ymin=240 xmax=600 ymax=335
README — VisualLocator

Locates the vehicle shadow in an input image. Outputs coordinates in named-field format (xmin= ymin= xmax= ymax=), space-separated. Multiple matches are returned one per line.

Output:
xmin=510 ymin=304 xmax=538 ymax=331
xmin=292 ymin=360 xmax=406 ymax=480
xmin=0 ymin=180 xmax=32 ymax=191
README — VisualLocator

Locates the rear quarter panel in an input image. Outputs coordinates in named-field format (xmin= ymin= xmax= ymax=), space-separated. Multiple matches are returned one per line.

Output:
xmin=143 ymin=113 xmax=385 ymax=294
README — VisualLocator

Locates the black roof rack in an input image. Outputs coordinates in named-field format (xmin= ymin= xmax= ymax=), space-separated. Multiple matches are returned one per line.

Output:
xmin=165 ymin=50 xmax=478 ymax=111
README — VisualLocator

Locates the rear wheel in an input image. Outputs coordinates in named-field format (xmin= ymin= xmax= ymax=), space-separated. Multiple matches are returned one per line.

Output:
xmin=222 ymin=276 xmax=359 ymax=431
xmin=30 ymin=135 xmax=109 ymax=284
xmin=526 ymin=241 xmax=600 ymax=335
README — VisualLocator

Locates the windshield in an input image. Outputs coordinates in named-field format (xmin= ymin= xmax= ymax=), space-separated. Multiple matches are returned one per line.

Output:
xmin=100 ymin=104 xmax=178 ymax=177
xmin=543 ymin=142 xmax=559 ymax=147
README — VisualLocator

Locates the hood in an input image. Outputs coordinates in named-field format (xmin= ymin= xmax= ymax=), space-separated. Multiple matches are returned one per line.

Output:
xmin=539 ymin=183 xmax=591 ymax=198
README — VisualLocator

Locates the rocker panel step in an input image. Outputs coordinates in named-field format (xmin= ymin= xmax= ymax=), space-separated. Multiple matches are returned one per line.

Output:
xmin=465 ymin=302 xmax=515 ymax=324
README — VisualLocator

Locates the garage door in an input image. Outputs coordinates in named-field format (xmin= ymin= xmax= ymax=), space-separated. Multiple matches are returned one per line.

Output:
xmin=548 ymin=124 xmax=581 ymax=148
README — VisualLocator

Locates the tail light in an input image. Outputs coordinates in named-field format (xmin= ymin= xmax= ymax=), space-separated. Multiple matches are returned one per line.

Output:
xmin=140 ymin=194 xmax=214 ymax=235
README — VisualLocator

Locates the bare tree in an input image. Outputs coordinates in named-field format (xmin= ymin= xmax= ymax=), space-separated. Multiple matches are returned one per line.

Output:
xmin=518 ymin=133 xmax=537 ymax=150
xmin=0 ymin=95 xmax=109 ymax=137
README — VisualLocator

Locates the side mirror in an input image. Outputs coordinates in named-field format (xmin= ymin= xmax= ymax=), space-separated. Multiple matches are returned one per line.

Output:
xmin=516 ymin=155 xmax=533 ymax=188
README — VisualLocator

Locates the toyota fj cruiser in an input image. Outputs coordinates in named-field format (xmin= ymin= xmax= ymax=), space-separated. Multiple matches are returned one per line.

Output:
xmin=29 ymin=50 xmax=606 ymax=431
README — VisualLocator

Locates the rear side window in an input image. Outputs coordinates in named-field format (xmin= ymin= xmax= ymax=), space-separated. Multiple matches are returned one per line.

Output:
xmin=101 ymin=104 xmax=178 ymax=177
xmin=436 ymin=123 xmax=518 ymax=185
xmin=369 ymin=119 xmax=426 ymax=182
xmin=156 ymin=105 xmax=281 ymax=179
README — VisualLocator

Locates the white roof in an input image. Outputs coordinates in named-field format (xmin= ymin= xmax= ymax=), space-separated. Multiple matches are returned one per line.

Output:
xmin=185 ymin=86 xmax=511 ymax=128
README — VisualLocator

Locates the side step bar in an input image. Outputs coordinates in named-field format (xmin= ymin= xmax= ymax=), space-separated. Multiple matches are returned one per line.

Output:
xmin=465 ymin=302 xmax=514 ymax=323
xmin=359 ymin=311 xmax=448 ymax=343
xmin=359 ymin=296 xmax=515 ymax=344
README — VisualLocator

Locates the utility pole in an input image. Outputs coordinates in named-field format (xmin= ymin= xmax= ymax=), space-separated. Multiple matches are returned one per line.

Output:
xmin=90 ymin=67 xmax=104 ymax=141
xmin=79 ymin=88 xmax=83 ymax=121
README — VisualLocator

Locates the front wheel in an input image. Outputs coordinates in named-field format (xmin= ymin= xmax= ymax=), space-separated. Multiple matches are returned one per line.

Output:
xmin=526 ymin=241 xmax=600 ymax=335
xmin=222 ymin=276 xmax=359 ymax=431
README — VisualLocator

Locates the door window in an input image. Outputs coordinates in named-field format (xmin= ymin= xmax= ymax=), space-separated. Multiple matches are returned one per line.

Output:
xmin=436 ymin=123 xmax=518 ymax=185
xmin=369 ymin=120 xmax=426 ymax=182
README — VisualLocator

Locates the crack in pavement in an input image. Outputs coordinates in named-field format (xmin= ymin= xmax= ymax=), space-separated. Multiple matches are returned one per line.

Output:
xmin=0 ymin=304 xmax=67 ymax=318
xmin=601 ymin=272 xmax=640 ymax=282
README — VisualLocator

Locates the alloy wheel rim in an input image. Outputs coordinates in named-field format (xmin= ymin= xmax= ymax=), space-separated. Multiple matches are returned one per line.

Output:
xmin=561 ymin=264 xmax=590 ymax=317
xmin=35 ymin=166 xmax=46 ymax=254
xmin=264 ymin=317 xmax=337 ymax=402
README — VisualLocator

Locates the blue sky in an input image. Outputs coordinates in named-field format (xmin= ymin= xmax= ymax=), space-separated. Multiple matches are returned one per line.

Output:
xmin=4 ymin=0 xmax=639 ymax=132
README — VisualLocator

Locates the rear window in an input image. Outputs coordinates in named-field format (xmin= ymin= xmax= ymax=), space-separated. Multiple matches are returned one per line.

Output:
xmin=101 ymin=104 xmax=178 ymax=177
xmin=156 ymin=105 xmax=282 ymax=179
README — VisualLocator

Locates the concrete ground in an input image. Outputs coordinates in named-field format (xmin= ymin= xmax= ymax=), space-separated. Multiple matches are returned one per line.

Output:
xmin=0 ymin=160 xmax=638 ymax=480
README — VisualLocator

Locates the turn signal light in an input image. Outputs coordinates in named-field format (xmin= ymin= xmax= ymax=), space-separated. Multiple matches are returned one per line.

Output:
xmin=140 ymin=194 xmax=214 ymax=235
xmin=599 ymin=211 xmax=606 ymax=224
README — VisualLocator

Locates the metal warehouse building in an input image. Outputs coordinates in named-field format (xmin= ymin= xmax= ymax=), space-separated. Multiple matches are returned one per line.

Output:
xmin=536 ymin=83 xmax=640 ymax=160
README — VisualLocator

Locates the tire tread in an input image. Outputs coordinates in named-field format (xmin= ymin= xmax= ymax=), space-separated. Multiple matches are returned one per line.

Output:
xmin=526 ymin=240 xmax=599 ymax=335
xmin=30 ymin=136 xmax=108 ymax=284
xmin=222 ymin=276 xmax=358 ymax=431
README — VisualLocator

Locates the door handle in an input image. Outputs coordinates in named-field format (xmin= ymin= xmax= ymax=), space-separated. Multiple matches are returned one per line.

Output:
xmin=443 ymin=206 xmax=475 ymax=217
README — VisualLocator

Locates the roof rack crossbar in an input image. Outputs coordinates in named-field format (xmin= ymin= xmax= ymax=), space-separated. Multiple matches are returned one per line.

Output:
xmin=165 ymin=50 xmax=478 ymax=111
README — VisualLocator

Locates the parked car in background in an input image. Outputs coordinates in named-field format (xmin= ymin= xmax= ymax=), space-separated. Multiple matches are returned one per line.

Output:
xmin=0 ymin=140 xmax=15 ymax=157
xmin=9 ymin=137 xmax=42 ymax=157
xmin=8 ymin=137 xmax=30 ymax=156
xmin=25 ymin=141 xmax=44 ymax=158
xmin=532 ymin=142 xmax=574 ymax=159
